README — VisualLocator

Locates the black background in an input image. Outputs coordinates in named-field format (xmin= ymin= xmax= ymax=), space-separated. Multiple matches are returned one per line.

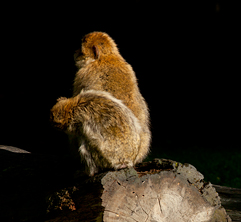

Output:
xmin=0 ymin=1 xmax=240 ymax=154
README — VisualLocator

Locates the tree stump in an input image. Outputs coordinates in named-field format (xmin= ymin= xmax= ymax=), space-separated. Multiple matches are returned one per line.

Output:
xmin=46 ymin=159 xmax=232 ymax=222
xmin=100 ymin=159 xmax=231 ymax=222
xmin=0 ymin=146 xmax=236 ymax=221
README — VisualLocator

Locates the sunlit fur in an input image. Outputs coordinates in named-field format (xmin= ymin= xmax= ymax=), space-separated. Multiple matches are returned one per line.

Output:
xmin=74 ymin=32 xmax=151 ymax=164
xmin=51 ymin=32 xmax=151 ymax=176
xmin=51 ymin=90 xmax=142 ymax=176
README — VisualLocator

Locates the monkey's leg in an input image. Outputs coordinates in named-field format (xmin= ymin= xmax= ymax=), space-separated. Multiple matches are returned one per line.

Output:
xmin=78 ymin=142 xmax=98 ymax=176
xmin=111 ymin=157 xmax=134 ymax=171
xmin=134 ymin=130 xmax=150 ymax=164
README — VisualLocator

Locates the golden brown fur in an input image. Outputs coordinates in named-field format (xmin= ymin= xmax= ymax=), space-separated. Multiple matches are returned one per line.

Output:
xmin=74 ymin=32 xmax=151 ymax=164
xmin=51 ymin=32 xmax=151 ymax=176
xmin=51 ymin=90 xmax=142 ymax=176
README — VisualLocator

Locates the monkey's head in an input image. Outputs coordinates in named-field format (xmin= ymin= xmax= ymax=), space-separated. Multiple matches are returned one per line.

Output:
xmin=74 ymin=32 xmax=119 ymax=68
xmin=50 ymin=98 xmax=73 ymax=132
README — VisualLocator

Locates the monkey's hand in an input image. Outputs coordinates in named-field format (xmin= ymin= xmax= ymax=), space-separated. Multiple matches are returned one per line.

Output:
xmin=57 ymin=97 xmax=68 ymax=102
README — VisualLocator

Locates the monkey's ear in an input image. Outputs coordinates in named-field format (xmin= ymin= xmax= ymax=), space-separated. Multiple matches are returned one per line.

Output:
xmin=93 ymin=45 xmax=99 ymax=59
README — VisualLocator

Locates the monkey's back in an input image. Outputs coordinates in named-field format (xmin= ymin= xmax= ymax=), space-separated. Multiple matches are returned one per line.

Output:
xmin=74 ymin=55 xmax=148 ymax=122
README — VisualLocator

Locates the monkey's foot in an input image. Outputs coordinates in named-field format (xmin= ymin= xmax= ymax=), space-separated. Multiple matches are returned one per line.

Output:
xmin=115 ymin=164 xmax=128 ymax=170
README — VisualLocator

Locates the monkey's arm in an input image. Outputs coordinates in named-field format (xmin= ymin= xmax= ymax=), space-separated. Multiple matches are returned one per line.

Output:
xmin=57 ymin=97 xmax=68 ymax=102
